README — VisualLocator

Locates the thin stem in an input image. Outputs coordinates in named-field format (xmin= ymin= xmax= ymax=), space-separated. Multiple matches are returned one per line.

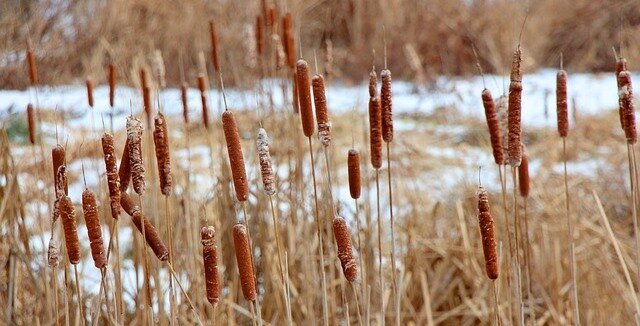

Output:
xmin=563 ymin=138 xmax=580 ymax=326
xmin=73 ymin=265 xmax=85 ymax=326
xmin=523 ymin=198 xmax=534 ymax=323
xmin=630 ymin=145 xmax=640 ymax=292
xmin=165 ymin=195 xmax=177 ymax=326
xmin=355 ymin=198 xmax=367 ymax=314
xmin=241 ymin=202 xmax=263 ymax=326
xmin=386 ymin=143 xmax=399 ymax=326
xmin=137 ymin=195 xmax=152 ymax=321
xmin=165 ymin=262 xmax=203 ymax=325
xmin=498 ymin=165 xmax=513 ymax=323
xmin=492 ymin=281 xmax=501 ymax=326
xmin=375 ymin=169 xmax=385 ymax=326
xmin=53 ymin=266 xmax=60 ymax=326
xmin=351 ymin=282 xmax=363 ymax=326
xmin=511 ymin=167 xmax=523 ymax=326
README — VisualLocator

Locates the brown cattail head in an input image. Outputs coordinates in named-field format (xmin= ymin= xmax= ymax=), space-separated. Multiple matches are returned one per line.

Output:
xmin=108 ymin=64 xmax=116 ymax=107
xmin=86 ymin=78 xmax=94 ymax=108
xmin=380 ymin=69 xmax=393 ymax=142
xmin=118 ymin=138 xmax=131 ymax=192
xmin=59 ymin=195 xmax=80 ymax=264
xmin=256 ymin=15 xmax=264 ymax=56
xmin=201 ymin=226 xmax=221 ymax=305
xmin=232 ymin=223 xmax=257 ymax=301
xmin=197 ymin=75 xmax=207 ymax=93
xmin=52 ymin=144 xmax=68 ymax=196
xmin=26 ymin=39 xmax=38 ymax=85
xmin=556 ymin=70 xmax=569 ymax=138
xmin=267 ymin=7 xmax=277 ymax=27
xmin=282 ymin=13 xmax=295 ymax=69
xmin=481 ymin=89 xmax=504 ymax=165
xmin=348 ymin=149 xmax=361 ymax=199
xmin=201 ymin=93 xmax=210 ymax=129
xmin=617 ymin=58 xmax=628 ymax=130
xmin=222 ymin=111 xmax=249 ymax=201
xmin=47 ymin=239 xmax=60 ymax=268
xmin=102 ymin=133 xmax=121 ymax=219
xmin=257 ymin=128 xmax=276 ymax=196
xmin=153 ymin=113 xmax=172 ymax=196
xmin=292 ymin=71 xmax=299 ymax=114
xmin=27 ymin=103 xmax=36 ymax=144
xmin=143 ymin=86 xmax=152 ymax=126
xmin=477 ymin=186 xmax=498 ymax=279
xmin=619 ymin=71 xmax=637 ymax=144
xmin=82 ymin=188 xmax=106 ymax=268
xmin=209 ymin=20 xmax=220 ymax=72
xmin=181 ymin=82 xmax=189 ymax=124
xmin=369 ymin=96 xmax=383 ymax=169
xmin=332 ymin=216 xmax=358 ymax=282
xmin=507 ymin=47 xmax=523 ymax=167
xmin=518 ymin=150 xmax=530 ymax=197
xmin=296 ymin=60 xmax=315 ymax=137
xmin=139 ymin=68 xmax=148 ymax=90
xmin=121 ymin=193 xmax=169 ymax=261
xmin=312 ymin=74 xmax=331 ymax=146
xmin=369 ymin=69 xmax=377 ymax=98
xmin=126 ymin=116 xmax=145 ymax=195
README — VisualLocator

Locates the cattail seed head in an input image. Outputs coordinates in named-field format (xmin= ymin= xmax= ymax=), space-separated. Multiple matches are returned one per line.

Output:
xmin=518 ymin=150 xmax=530 ymax=198
xmin=380 ymin=69 xmax=394 ymax=143
xmin=143 ymin=86 xmax=152 ymax=126
xmin=52 ymin=145 xmax=68 ymax=196
xmin=348 ymin=149 xmax=361 ymax=199
xmin=257 ymin=128 xmax=276 ymax=196
xmin=201 ymin=226 xmax=221 ymax=305
xmin=121 ymin=193 xmax=169 ymax=261
xmin=296 ymin=60 xmax=315 ymax=137
xmin=312 ymin=74 xmax=331 ymax=146
xmin=48 ymin=239 xmax=59 ymax=268
xmin=282 ymin=13 xmax=295 ymax=69
xmin=126 ymin=116 xmax=145 ymax=195
xmin=27 ymin=103 xmax=36 ymax=144
xmin=232 ymin=224 xmax=257 ymax=301
xmin=333 ymin=216 xmax=358 ymax=282
xmin=222 ymin=111 xmax=249 ymax=202
xmin=118 ymin=138 xmax=131 ymax=192
xmin=617 ymin=58 xmax=628 ymax=130
xmin=26 ymin=40 xmax=38 ymax=85
xmin=477 ymin=186 xmax=498 ymax=279
xmin=86 ymin=79 xmax=94 ymax=108
xmin=55 ymin=165 xmax=67 ymax=199
xmin=197 ymin=75 xmax=207 ymax=93
xmin=618 ymin=71 xmax=637 ymax=144
xmin=181 ymin=82 xmax=189 ymax=124
xmin=556 ymin=70 xmax=569 ymax=138
xmin=209 ymin=21 xmax=220 ymax=72
xmin=153 ymin=113 xmax=172 ymax=196
xmin=481 ymin=89 xmax=504 ymax=165
xmin=369 ymin=70 xmax=377 ymax=98
xmin=369 ymin=96 xmax=383 ymax=169
xmin=82 ymin=188 xmax=106 ymax=268
xmin=59 ymin=195 xmax=80 ymax=264
xmin=108 ymin=64 xmax=116 ymax=107
xmin=102 ymin=133 xmax=121 ymax=219
xmin=507 ymin=47 xmax=523 ymax=167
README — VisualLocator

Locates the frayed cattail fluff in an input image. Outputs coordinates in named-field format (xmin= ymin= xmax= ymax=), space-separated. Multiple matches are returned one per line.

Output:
xmin=126 ymin=116 xmax=145 ymax=195
xmin=52 ymin=145 xmax=68 ymax=196
xmin=312 ymin=74 xmax=331 ymax=146
xmin=48 ymin=239 xmax=60 ymax=268
xmin=86 ymin=78 xmax=94 ymax=107
xmin=181 ymin=82 xmax=189 ymax=124
xmin=59 ymin=195 xmax=80 ymax=264
xmin=256 ymin=15 xmax=264 ymax=56
xmin=296 ymin=60 xmax=315 ymax=137
xmin=27 ymin=103 xmax=35 ymax=144
xmin=369 ymin=70 xmax=377 ymax=98
xmin=222 ymin=111 xmax=249 ymax=202
xmin=519 ymin=150 xmax=530 ymax=197
xmin=153 ymin=113 xmax=172 ymax=196
xmin=209 ymin=20 xmax=220 ymax=72
xmin=292 ymin=71 xmax=299 ymax=114
xmin=26 ymin=40 xmax=38 ymax=85
xmin=119 ymin=138 xmax=131 ymax=192
xmin=109 ymin=63 xmax=116 ymax=107
xmin=102 ymin=133 xmax=121 ymax=219
xmin=153 ymin=50 xmax=166 ymax=88
xmin=477 ymin=186 xmax=498 ymax=279
xmin=507 ymin=47 xmax=523 ymax=167
xmin=232 ymin=224 xmax=257 ymax=301
xmin=201 ymin=226 xmax=221 ymax=305
xmin=348 ymin=149 xmax=361 ymax=199
xmin=380 ymin=69 xmax=394 ymax=143
xmin=496 ymin=95 xmax=509 ymax=164
xmin=369 ymin=96 xmax=383 ymax=169
xmin=121 ymin=193 xmax=169 ymax=261
xmin=556 ymin=70 xmax=569 ymax=138
xmin=55 ymin=165 xmax=67 ymax=199
xmin=257 ymin=128 xmax=276 ymax=196
xmin=481 ymin=89 xmax=504 ymax=165
xmin=333 ymin=216 xmax=358 ymax=282
xmin=618 ymin=71 xmax=637 ymax=144
xmin=82 ymin=188 xmax=106 ymax=268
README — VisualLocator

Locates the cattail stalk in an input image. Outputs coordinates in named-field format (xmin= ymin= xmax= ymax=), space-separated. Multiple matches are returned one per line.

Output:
xmin=518 ymin=151 xmax=534 ymax=321
xmin=201 ymin=226 xmax=221 ymax=305
xmin=59 ymin=194 xmax=86 ymax=325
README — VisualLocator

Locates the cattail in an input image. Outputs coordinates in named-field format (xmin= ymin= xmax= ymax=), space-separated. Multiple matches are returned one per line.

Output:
xmin=126 ymin=116 xmax=145 ymax=195
xmin=181 ymin=82 xmax=189 ymax=124
xmin=282 ymin=13 xmax=295 ymax=69
xmin=312 ymin=74 xmax=331 ymax=146
xmin=268 ymin=7 xmax=277 ymax=27
xmin=556 ymin=70 xmax=569 ymax=138
xmin=616 ymin=58 xmax=627 ymax=130
xmin=198 ymin=75 xmax=207 ymax=93
xmin=198 ymin=75 xmax=209 ymax=129
xmin=369 ymin=70 xmax=377 ymax=98
xmin=153 ymin=113 xmax=172 ymax=196
xmin=121 ymin=193 xmax=169 ymax=261
xmin=153 ymin=50 xmax=166 ymax=89
xmin=296 ymin=60 xmax=314 ymax=137
xmin=232 ymin=224 xmax=257 ymax=301
xmin=348 ymin=149 xmax=361 ymax=199
xmin=369 ymin=96 xmax=383 ymax=169
xmin=519 ymin=150 xmax=530 ymax=197
xmin=143 ymin=86 xmax=152 ymax=125
xmin=481 ymin=89 xmax=504 ymax=165
xmin=140 ymin=68 xmax=148 ymax=91
xmin=26 ymin=39 xmax=38 ymax=85
xmin=273 ymin=34 xmax=285 ymax=70
xmin=59 ymin=195 xmax=80 ymax=264
xmin=292 ymin=71 xmax=299 ymax=114
xmin=55 ymin=165 xmax=67 ymax=199
xmin=619 ymin=71 xmax=637 ymax=144
xmin=27 ymin=103 xmax=35 ymax=144
xmin=48 ymin=239 xmax=60 ymax=268
xmin=52 ymin=145 xmax=68 ymax=196
xmin=257 ymin=128 xmax=276 ymax=196
xmin=102 ymin=132 xmax=121 ymax=219
xmin=380 ymin=69 xmax=394 ymax=142
xmin=256 ymin=16 xmax=264 ymax=56
xmin=82 ymin=188 xmax=106 ymax=268
xmin=86 ymin=79 xmax=94 ymax=108
xmin=201 ymin=226 xmax=221 ymax=305
xmin=209 ymin=20 xmax=220 ymax=72
xmin=119 ymin=138 xmax=131 ymax=192
xmin=108 ymin=64 xmax=116 ymax=107
xmin=333 ymin=216 xmax=358 ymax=282
xmin=477 ymin=186 xmax=498 ymax=279
xmin=507 ymin=47 xmax=523 ymax=167
xmin=222 ymin=111 xmax=249 ymax=202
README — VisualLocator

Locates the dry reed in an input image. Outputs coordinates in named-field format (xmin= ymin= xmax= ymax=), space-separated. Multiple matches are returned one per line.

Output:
xmin=348 ymin=149 xmax=361 ymax=199
xmin=201 ymin=226 xmax=221 ymax=305
xmin=82 ymin=188 xmax=106 ymax=268
xmin=296 ymin=60 xmax=314 ymax=137
xmin=232 ymin=223 xmax=257 ymax=301
xmin=557 ymin=70 xmax=569 ymax=138
xmin=222 ymin=110 xmax=249 ymax=202
xmin=312 ymin=74 xmax=331 ymax=146
xmin=380 ymin=69 xmax=394 ymax=143
xmin=333 ymin=216 xmax=358 ymax=282
xmin=27 ymin=104 xmax=35 ymax=144
xmin=481 ymin=89 xmax=504 ymax=165
xmin=59 ymin=195 xmax=81 ymax=264
xmin=257 ymin=128 xmax=276 ymax=196
xmin=120 ymin=193 xmax=169 ymax=261
xmin=477 ymin=186 xmax=498 ymax=279
xmin=153 ymin=113 xmax=172 ymax=196
xmin=101 ymin=132 xmax=121 ymax=219
xmin=126 ymin=116 xmax=145 ymax=195
xmin=507 ymin=47 xmax=523 ymax=167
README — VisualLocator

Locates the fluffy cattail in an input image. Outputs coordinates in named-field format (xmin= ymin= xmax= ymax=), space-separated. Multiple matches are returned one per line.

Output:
xmin=369 ymin=96 xmax=383 ymax=169
xmin=201 ymin=226 xmax=221 ymax=305
xmin=232 ymin=224 xmax=257 ymax=301
xmin=181 ymin=82 xmax=189 ymax=124
xmin=380 ymin=69 xmax=394 ymax=143
xmin=119 ymin=138 xmax=131 ymax=192
xmin=312 ymin=74 xmax=331 ymax=146
xmin=618 ymin=71 xmax=637 ymax=144
xmin=121 ymin=193 xmax=169 ymax=261
xmin=27 ymin=103 xmax=35 ymax=144
xmin=507 ymin=47 xmax=523 ymax=167
xmin=26 ymin=39 xmax=38 ymax=85
xmin=222 ymin=111 xmax=249 ymax=202
xmin=369 ymin=70 xmax=377 ymax=98
xmin=143 ymin=86 xmax=152 ymax=126
xmin=296 ymin=60 xmax=315 ymax=137
xmin=153 ymin=50 xmax=166 ymax=88
xmin=55 ymin=165 xmax=67 ymax=199
xmin=52 ymin=145 xmax=68 ymax=196
xmin=102 ymin=133 xmax=121 ymax=219
xmin=256 ymin=16 xmax=264 ymax=56
xmin=348 ymin=149 xmax=361 ymax=199
xmin=519 ymin=150 xmax=530 ymax=197
xmin=209 ymin=21 xmax=220 ymax=72
xmin=198 ymin=75 xmax=209 ymax=129
xmin=481 ymin=89 xmax=504 ymax=165
xmin=126 ymin=116 xmax=145 ymax=195
xmin=59 ymin=195 xmax=80 ymax=264
xmin=48 ymin=239 xmax=60 ymax=268
xmin=556 ymin=70 xmax=569 ymax=138
xmin=477 ymin=186 xmax=498 ymax=279
xmin=86 ymin=78 xmax=94 ymax=108
xmin=333 ymin=216 xmax=358 ymax=282
xmin=292 ymin=71 xmax=299 ymax=114
xmin=153 ymin=113 xmax=172 ymax=196
xmin=257 ymin=128 xmax=276 ymax=196
xmin=108 ymin=64 xmax=116 ymax=107
xmin=82 ymin=188 xmax=106 ymax=268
